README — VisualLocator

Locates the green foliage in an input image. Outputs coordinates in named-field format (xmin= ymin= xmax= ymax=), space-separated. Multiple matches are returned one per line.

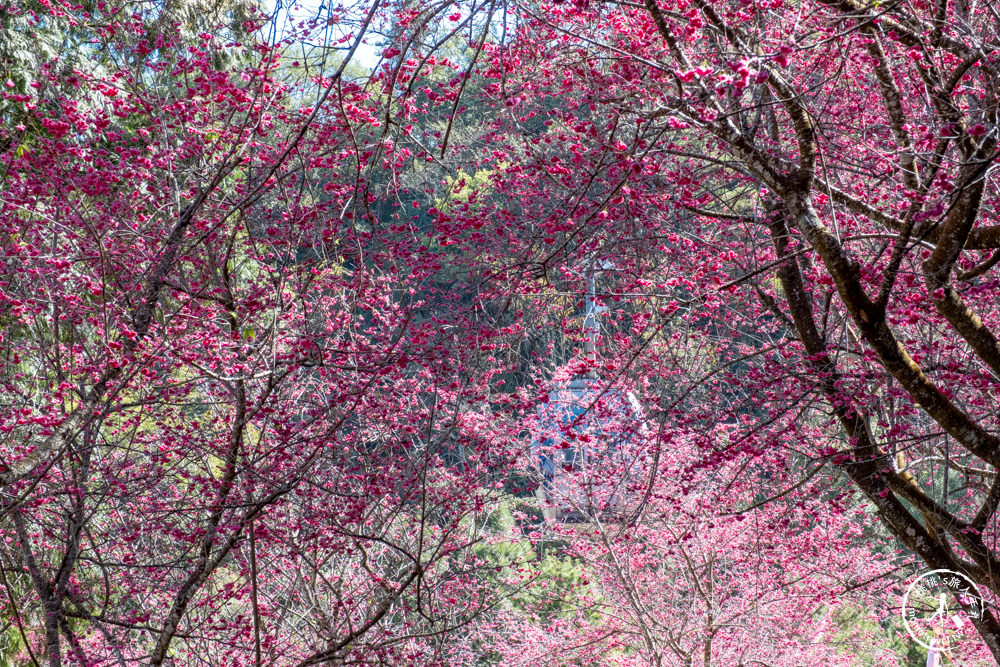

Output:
xmin=829 ymin=605 xmax=924 ymax=666
xmin=0 ymin=625 xmax=26 ymax=667
xmin=0 ymin=1 xmax=90 ymax=134
xmin=471 ymin=498 xmax=595 ymax=622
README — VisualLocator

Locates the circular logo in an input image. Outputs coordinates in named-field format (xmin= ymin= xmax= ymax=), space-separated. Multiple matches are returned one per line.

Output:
xmin=902 ymin=569 xmax=987 ymax=653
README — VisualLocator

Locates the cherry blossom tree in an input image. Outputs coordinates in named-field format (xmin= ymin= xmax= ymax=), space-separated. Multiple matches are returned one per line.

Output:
xmin=5 ymin=0 xmax=1000 ymax=661
xmin=0 ymin=1 xmax=528 ymax=663
xmin=463 ymin=0 xmax=1000 ymax=657
xmin=473 ymin=358 xmax=903 ymax=665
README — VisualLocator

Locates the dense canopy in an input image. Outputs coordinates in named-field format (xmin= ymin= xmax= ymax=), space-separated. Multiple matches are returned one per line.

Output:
xmin=2 ymin=0 xmax=1000 ymax=664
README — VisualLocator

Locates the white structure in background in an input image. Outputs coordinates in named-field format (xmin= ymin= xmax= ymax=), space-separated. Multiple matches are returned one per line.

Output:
xmin=530 ymin=263 xmax=645 ymax=522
